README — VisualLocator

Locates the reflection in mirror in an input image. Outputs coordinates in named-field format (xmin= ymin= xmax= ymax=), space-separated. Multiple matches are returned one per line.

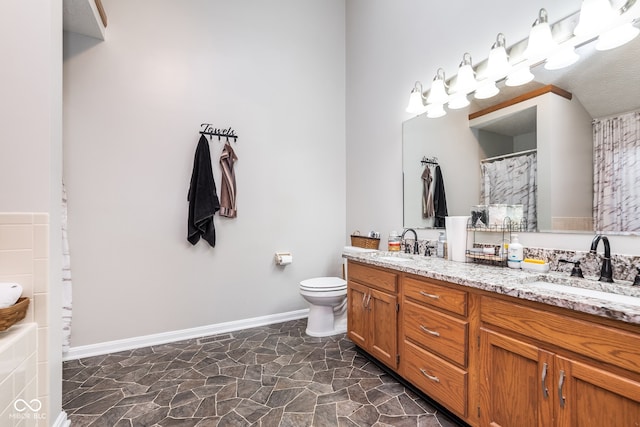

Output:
xmin=402 ymin=31 xmax=640 ymax=234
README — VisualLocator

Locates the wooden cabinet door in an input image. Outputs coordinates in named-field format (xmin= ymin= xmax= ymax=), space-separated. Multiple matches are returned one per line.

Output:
xmin=369 ymin=287 xmax=398 ymax=369
xmin=347 ymin=281 xmax=369 ymax=349
xmin=479 ymin=328 xmax=553 ymax=427
xmin=555 ymin=356 xmax=640 ymax=427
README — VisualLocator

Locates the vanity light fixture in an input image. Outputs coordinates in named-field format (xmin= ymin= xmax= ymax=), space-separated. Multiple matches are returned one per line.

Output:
xmin=524 ymin=9 xmax=557 ymax=60
xmin=426 ymin=68 xmax=449 ymax=105
xmin=406 ymin=81 xmax=428 ymax=115
xmin=405 ymin=1 xmax=640 ymax=118
xmin=486 ymin=33 xmax=512 ymax=79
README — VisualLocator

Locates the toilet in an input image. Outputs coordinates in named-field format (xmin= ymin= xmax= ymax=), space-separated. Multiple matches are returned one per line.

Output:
xmin=299 ymin=246 xmax=378 ymax=337
xmin=299 ymin=277 xmax=347 ymax=337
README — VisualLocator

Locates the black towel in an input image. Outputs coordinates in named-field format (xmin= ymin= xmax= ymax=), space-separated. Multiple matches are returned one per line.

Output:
xmin=187 ymin=135 xmax=220 ymax=246
xmin=433 ymin=165 xmax=449 ymax=228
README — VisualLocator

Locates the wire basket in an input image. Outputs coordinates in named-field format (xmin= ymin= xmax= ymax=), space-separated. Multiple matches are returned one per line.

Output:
xmin=0 ymin=297 xmax=29 ymax=332
xmin=350 ymin=233 xmax=380 ymax=249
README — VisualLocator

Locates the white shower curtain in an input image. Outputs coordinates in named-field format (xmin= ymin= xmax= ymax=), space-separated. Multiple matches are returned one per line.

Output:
xmin=481 ymin=152 xmax=537 ymax=231
xmin=62 ymin=182 xmax=72 ymax=352
xmin=593 ymin=111 xmax=640 ymax=232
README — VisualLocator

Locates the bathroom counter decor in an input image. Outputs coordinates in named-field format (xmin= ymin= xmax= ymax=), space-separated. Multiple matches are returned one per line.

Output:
xmin=350 ymin=232 xmax=380 ymax=249
xmin=0 ymin=297 xmax=29 ymax=331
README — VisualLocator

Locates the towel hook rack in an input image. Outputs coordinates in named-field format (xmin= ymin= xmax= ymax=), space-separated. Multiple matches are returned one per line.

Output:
xmin=421 ymin=156 xmax=438 ymax=165
xmin=199 ymin=123 xmax=238 ymax=142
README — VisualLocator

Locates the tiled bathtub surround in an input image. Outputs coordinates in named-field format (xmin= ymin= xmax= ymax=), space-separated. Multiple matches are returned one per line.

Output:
xmin=0 ymin=323 xmax=38 ymax=425
xmin=402 ymin=238 xmax=640 ymax=282
xmin=62 ymin=319 xmax=462 ymax=426
xmin=0 ymin=213 xmax=50 ymax=421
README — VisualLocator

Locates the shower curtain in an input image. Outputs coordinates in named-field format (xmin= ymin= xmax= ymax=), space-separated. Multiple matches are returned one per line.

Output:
xmin=481 ymin=152 xmax=537 ymax=231
xmin=62 ymin=182 xmax=72 ymax=352
xmin=593 ymin=111 xmax=640 ymax=232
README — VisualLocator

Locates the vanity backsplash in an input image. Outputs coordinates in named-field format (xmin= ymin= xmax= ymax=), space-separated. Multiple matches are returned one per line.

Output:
xmin=402 ymin=238 xmax=640 ymax=283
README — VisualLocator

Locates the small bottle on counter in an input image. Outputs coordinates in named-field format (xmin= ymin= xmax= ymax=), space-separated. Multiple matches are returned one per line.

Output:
xmin=507 ymin=234 xmax=524 ymax=268
xmin=388 ymin=231 xmax=401 ymax=252
xmin=436 ymin=232 xmax=446 ymax=258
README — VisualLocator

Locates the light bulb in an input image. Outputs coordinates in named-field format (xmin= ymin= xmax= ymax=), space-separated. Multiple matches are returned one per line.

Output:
xmin=426 ymin=69 xmax=449 ymax=105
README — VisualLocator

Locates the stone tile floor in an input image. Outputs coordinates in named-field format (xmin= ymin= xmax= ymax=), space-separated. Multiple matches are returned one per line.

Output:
xmin=63 ymin=319 xmax=464 ymax=426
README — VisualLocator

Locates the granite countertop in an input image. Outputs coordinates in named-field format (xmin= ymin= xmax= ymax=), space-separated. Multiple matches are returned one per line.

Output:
xmin=343 ymin=251 xmax=640 ymax=326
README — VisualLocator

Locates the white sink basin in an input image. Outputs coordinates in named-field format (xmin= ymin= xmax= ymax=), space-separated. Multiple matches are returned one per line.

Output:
xmin=377 ymin=256 xmax=413 ymax=263
xmin=527 ymin=281 xmax=640 ymax=307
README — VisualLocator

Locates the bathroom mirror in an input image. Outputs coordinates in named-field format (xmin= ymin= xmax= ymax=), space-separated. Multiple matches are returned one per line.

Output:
xmin=403 ymin=33 xmax=640 ymax=233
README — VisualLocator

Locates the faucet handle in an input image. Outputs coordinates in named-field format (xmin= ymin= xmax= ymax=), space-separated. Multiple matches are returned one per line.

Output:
xmin=559 ymin=259 xmax=584 ymax=278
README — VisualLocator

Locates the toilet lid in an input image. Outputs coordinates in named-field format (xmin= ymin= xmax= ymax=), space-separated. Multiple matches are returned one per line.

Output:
xmin=300 ymin=277 xmax=347 ymax=291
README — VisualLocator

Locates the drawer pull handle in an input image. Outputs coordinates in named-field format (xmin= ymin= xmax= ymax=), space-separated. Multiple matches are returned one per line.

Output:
xmin=419 ymin=325 xmax=440 ymax=337
xmin=541 ymin=363 xmax=549 ymax=399
xmin=558 ymin=370 xmax=566 ymax=409
xmin=362 ymin=293 xmax=367 ymax=308
xmin=365 ymin=293 xmax=372 ymax=310
xmin=419 ymin=369 xmax=440 ymax=383
xmin=419 ymin=291 xmax=440 ymax=299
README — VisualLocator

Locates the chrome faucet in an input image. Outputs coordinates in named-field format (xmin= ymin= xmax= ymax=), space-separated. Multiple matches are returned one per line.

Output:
xmin=401 ymin=228 xmax=419 ymax=254
xmin=590 ymin=234 xmax=614 ymax=283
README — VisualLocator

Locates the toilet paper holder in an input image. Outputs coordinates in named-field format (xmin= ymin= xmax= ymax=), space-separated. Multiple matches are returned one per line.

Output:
xmin=275 ymin=252 xmax=293 ymax=266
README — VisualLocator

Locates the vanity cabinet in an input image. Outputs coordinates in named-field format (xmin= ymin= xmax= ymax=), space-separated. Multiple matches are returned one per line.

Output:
xmin=345 ymin=260 xmax=640 ymax=427
xmin=480 ymin=296 xmax=640 ymax=427
xmin=347 ymin=262 xmax=399 ymax=370
xmin=400 ymin=275 xmax=471 ymax=418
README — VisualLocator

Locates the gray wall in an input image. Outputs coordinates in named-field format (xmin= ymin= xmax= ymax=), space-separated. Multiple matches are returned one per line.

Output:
xmin=63 ymin=0 xmax=346 ymax=346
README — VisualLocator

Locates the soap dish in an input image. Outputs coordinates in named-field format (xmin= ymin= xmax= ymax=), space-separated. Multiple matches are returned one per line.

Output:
xmin=521 ymin=261 xmax=550 ymax=273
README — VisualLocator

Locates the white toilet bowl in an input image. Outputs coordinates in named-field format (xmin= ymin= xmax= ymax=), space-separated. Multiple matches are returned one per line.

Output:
xmin=299 ymin=277 xmax=347 ymax=337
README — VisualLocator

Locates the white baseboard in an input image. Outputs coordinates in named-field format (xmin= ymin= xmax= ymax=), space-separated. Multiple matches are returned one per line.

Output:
xmin=63 ymin=309 xmax=309 ymax=361
xmin=52 ymin=411 xmax=70 ymax=427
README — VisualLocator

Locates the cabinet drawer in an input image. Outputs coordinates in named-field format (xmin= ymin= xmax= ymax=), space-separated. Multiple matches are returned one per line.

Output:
xmin=348 ymin=261 xmax=397 ymax=293
xmin=403 ymin=340 xmax=467 ymax=417
xmin=481 ymin=296 xmax=640 ymax=375
xmin=403 ymin=300 xmax=468 ymax=367
xmin=404 ymin=276 xmax=467 ymax=316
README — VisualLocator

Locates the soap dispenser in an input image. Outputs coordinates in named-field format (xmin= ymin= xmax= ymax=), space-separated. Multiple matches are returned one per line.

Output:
xmin=634 ymin=267 xmax=640 ymax=286
xmin=507 ymin=234 xmax=523 ymax=269
xmin=436 ymin=232 xmax=446 ymax=258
